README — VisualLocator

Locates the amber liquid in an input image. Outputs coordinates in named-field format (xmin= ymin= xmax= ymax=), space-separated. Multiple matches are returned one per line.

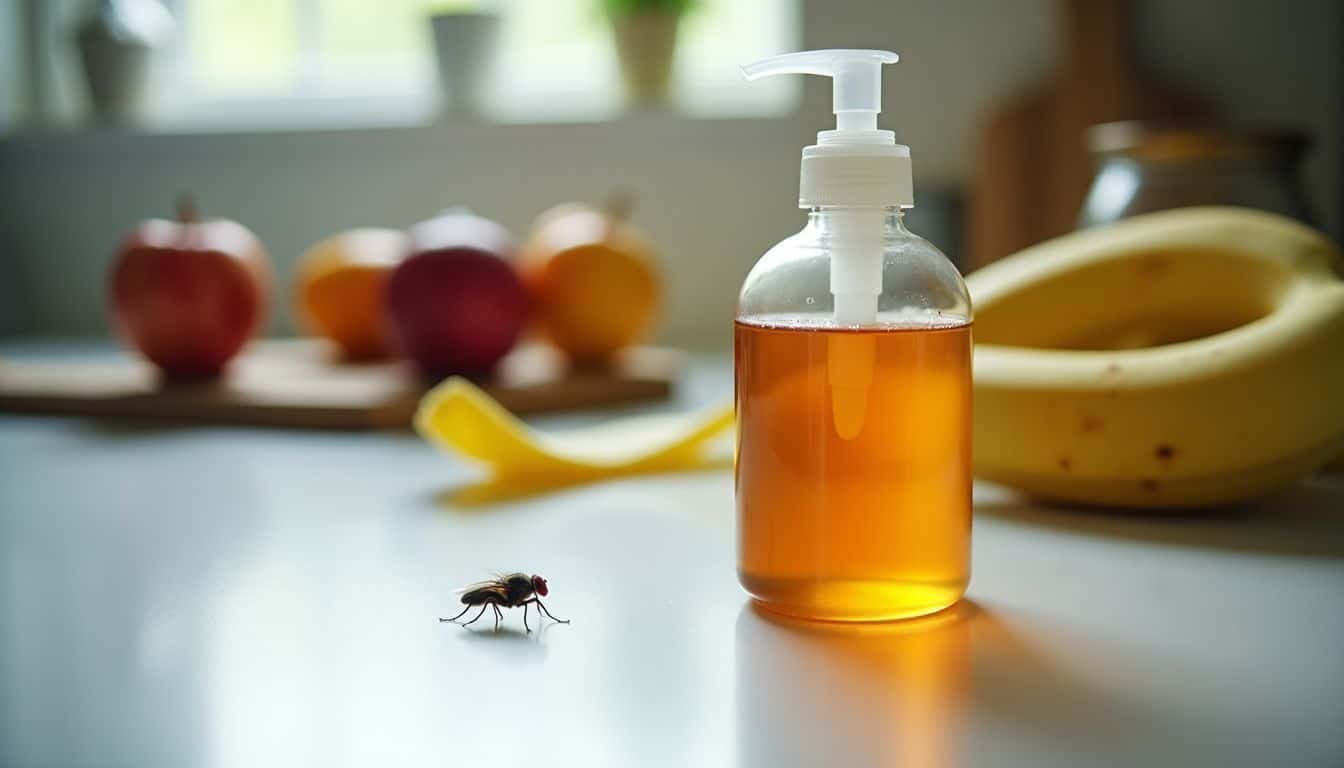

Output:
xmin=735 ymin=318 xmax=973 ymax=621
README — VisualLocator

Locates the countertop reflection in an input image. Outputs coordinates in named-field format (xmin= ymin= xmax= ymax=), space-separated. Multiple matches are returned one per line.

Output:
xmin=738 ymin=602 xmax=974 ymax=767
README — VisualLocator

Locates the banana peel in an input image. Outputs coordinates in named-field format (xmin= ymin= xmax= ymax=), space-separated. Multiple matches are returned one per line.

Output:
xmin=416 ymin=377 xmax=733 ymax=504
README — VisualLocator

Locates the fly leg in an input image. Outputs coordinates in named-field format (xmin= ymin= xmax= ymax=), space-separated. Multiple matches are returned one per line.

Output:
xmin=460 ymin=604 xmax=490 ymax=627
xmin=439 ymin=604 xmax=472 ymax=623
xmin=492 ymin=604 xmax=504 ymax=630
xmin=523 ymin=598 xmax=570 ymax=624
xmin=536 ymin=599 xmax=569 ymax=624
xmin=522 ymin=602 xmax=531 ymax=633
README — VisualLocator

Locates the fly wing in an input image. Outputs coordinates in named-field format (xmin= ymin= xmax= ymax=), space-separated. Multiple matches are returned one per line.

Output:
xmin=457 ymin=572 xmax=523 ymax=591
xmin=456 ymin=571 xmax=522 ymax=592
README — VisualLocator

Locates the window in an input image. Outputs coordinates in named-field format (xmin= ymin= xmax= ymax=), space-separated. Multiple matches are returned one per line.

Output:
xmin=157 ymin=0 xmax=799 ymax=127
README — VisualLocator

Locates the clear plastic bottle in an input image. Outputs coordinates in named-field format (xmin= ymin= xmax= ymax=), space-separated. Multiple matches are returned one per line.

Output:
xmin=735 ymin=51 xmax=972 ymax=622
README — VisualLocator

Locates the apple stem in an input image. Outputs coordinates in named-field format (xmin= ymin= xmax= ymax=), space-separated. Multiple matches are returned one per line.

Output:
xmin=177 ymin=194 xmax=200 ymax=224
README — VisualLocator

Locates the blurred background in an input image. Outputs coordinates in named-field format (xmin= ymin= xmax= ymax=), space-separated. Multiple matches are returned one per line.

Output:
xmin=1 ymin=0 xmax=1340 ymax=347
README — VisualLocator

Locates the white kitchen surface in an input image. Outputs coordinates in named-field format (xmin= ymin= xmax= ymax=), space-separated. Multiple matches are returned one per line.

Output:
xmin=1 ymin=358 xmax=1342 ymax=767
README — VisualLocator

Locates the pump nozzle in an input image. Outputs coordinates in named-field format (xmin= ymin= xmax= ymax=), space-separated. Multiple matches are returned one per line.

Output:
xmin=742 ymin=49 xmax=898 ymax=134
xmin=739 ymin=48 xmax=911 ymax=210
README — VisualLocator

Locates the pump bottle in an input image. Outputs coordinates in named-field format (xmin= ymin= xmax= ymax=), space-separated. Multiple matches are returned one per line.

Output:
xmin=735 ymin=50 xmax=973 ymax=621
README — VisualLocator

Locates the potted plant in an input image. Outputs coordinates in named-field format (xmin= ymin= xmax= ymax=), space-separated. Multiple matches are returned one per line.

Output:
xmin=603 ymin=0 xmax=694 ymax=107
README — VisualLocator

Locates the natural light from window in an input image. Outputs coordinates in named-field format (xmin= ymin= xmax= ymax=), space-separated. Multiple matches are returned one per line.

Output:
xmin=159 ymin=0 xmax=799 ymax=127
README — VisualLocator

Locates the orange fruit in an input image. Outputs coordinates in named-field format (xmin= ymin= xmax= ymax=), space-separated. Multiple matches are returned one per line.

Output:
xmin=295 ymin=228 xmax=406 ymax=360
xmin=520 ymin=205 xmax=661 ymax=365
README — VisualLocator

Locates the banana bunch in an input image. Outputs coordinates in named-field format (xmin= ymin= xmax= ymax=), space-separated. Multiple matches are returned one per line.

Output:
xmin=969 ymin=207 xmax=1344 ymax=508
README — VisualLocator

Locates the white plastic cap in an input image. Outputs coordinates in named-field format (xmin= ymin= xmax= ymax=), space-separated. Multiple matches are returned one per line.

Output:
xmin=742 ymin=49 xmax=912 ymax=209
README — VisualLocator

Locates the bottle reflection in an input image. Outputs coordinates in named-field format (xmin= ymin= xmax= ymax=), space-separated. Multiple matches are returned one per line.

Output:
xmin=736 ymin=601 xmax=974 ymax=768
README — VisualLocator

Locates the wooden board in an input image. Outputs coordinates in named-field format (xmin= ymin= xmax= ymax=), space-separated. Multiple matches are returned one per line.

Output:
xmin=0 ymin=339 xmax=680 ymax=430
xmin=965 ymin=0 xmax=1208 ymax=271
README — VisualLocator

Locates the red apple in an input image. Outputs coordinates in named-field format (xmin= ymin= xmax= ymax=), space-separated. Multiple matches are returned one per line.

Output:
xmin=110 ymin=198 xmax=270 ymax=378
xmin=387 ymin=209 xmax=528 ymax=377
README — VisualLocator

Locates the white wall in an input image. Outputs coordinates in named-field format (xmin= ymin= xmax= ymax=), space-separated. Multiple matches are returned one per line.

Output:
xmin=1 ymin=0 xmax=1339 ymax=347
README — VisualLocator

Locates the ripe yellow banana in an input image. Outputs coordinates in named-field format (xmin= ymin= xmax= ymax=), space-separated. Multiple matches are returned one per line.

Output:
xmin=968 ymin=207 xmax=1344 ymax=508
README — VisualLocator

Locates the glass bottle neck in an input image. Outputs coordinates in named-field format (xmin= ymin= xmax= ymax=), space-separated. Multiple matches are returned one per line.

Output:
xmin=807 ymin=206 xmax=909 ymax=235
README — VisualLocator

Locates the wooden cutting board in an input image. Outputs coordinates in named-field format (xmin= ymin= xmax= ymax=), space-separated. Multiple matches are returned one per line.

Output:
xmin=965 ymin=0 xmax=1209 ymax=271
xmin=0 ymin=339 xmax=680 ymax=430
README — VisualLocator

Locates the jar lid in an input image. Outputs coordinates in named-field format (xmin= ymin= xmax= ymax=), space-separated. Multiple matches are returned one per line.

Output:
xmin=1087 ymin=121 xmax=1309 ymax=164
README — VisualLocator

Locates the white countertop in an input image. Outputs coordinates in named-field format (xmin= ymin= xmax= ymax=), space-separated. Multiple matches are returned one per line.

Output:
xmin=1 ymin=357 xmax=1342 ymax=767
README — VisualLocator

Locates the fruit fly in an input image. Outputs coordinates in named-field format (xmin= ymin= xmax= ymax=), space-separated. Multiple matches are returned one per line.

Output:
xmin=439 ymin=573 xmax=569 ymax=632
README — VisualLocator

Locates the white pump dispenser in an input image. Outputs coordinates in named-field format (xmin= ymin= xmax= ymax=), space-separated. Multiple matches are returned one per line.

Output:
xmin=742 ymin=49 xmax=910 ymax=326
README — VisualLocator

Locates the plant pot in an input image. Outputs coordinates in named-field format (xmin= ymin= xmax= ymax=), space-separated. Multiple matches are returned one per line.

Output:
xmin=429 ymin=11 xmax=501 ymax=119
xmin=74 ymin=0 xmax=173 ymax=124
xmin=610 ymin=11 xmax=681 ymax=107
